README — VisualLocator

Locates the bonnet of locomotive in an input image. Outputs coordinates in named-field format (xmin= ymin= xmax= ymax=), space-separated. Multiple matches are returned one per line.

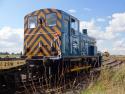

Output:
xmin=24 ymin=9 xmax=62 ymax=58
xmin=80 ymin=33 xmax=97 ymax=56
xmin=86 ymin=36 xmax=97 ymax=56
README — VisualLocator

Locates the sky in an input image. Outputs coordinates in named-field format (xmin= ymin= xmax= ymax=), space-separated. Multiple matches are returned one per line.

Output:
xmin=0 ymin=0 xmax=125 ymax=55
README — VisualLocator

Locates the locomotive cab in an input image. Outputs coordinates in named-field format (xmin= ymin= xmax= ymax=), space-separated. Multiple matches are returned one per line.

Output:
xmin=61 ymin=12 xmax=80 ymax=56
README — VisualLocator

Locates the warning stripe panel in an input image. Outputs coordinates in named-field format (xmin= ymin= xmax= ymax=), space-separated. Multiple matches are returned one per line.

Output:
xmin=24 ymin=11 xmax=41 ymax=35
xmin=40 ymin=39 xmax=50 ymax=56
xmin=41 ymin=26 xmax=54 ymax=39
xmin=40 ymin=9 xmax=62 ymax=55
xmin=38 ymin=11 xmax=45 ymax=19
xmin=38 ymin=9 xmax=62 ymax=35
xmin=24 ymin=17 xmax=27 ymax=30
xmin=52 ymin=26 xmax=61 ymax=35
xmin=43 ymin=9 xmax=50 ymax=14
xmin=34 ymin=47 xmax=41 ymax=56
xmin=44 ymin=27 xmax=61 ymax=51
xmin=57 ymin=20 xmax=62 ymax=28
xmin=24 ymin=11 xmax=36 ymax=30
xmin=28 ymin=27 xmax=51 ymax=54
xmin=28 ymin=43 xmax=40 ymax=56
xmin=50 ymin=9 xmax=62 ymax=19
xmin=40 ymin=28 xmax=52 ymax=45
xmin=25 ymin=26 xmax=41 ymax=47
xmin=24 ymin=9 xmax=62 ymax=56
xmin=34 ymin=11 xmax=39 ymax=15
xmin=33 ymin=40 xmax=50 ymax=56
xmin=24 ymin=12 xmax=36 ymax=34
xmin=45 ymin=9 xmax=62 ymax=29
xmin=24 ymin=29 xmax=34 ymax=42
xmin=24 ymin=28 xmax=38 ymax=45
xmin=24 ymin=21 xmax=28 ymax=34
xmin=27 ymin=34 xmax=51 ymax=56
xmin=26 ymin=28 xmax=52 ymax=53
xmin=24 ymin=11 xmax=44 ymax=48
xmin=26 ymin=37 xmax=41 ymax=56
xmin=24 ymin=29 xmax=28 ymax=35
xmin=26 ymin=34 xmax=39 ymax=50
xmin=26 ymin=36 xmax=39 ymax=56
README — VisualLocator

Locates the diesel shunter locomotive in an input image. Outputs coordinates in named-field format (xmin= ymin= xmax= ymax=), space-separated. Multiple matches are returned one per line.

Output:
xmin=24 ymin=8 xmax=97 ymax=58
xmin=0 ymin=8 xmax=101 ymax=94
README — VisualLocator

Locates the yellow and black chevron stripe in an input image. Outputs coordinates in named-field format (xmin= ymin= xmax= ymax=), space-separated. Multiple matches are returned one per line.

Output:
xmin=24 ymin=9 xmax=62 ymax=57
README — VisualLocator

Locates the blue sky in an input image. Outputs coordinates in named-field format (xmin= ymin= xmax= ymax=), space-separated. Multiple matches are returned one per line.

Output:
xmin=0 ymin=0 xmax=125 ymax=55
xmin=0 ymin=0 xmax=125 ymax=28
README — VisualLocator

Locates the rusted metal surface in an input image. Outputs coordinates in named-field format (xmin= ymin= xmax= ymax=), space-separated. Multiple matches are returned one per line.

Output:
xmin=0 ymin=58 xmax=26 ymax=70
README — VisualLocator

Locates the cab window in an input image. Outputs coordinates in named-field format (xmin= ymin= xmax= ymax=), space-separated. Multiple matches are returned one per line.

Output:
xmin=71 ymin=18 xmax=79 ymax=35
xmin=28 ymin=16 xmax=37 ymax=28
xmin=46 ymin=13 xmax=57 ymax=26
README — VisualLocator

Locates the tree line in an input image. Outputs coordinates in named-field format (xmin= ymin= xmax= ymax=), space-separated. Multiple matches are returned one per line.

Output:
xmin=0 ymin=52 xmax=22 ymax=55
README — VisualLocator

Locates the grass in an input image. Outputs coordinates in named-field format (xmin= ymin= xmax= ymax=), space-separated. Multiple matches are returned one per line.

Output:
xmin=81 ymin=64 xmax=125 ymax=94
xmin=0 ymin=54 xmax=20 ymax=58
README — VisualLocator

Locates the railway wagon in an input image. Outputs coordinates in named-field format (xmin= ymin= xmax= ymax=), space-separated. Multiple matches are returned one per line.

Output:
xmin=0 ymin=8 xmax=101 ymax=94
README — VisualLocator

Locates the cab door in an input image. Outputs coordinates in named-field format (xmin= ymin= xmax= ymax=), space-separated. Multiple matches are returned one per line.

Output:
xmin=62 ymin=14 xmax=70 ymax=56
xmin=70 ymin=17 xmax=79 ymax=56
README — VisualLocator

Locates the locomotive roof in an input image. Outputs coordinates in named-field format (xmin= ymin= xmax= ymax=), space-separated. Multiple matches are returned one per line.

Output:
xmin=25 ymin=8 xmax=79 ymax=21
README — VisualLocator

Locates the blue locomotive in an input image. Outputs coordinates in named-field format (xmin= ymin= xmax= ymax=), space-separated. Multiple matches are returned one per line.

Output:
xmin=24 ymin=8 xmax=97 ymax=59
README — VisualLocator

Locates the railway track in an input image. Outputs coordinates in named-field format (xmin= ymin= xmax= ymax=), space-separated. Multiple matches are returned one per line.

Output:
xmin=14 ymin=59 xmax=125 ymax=94
xmin=102 ymin=59 xmax=125 ymax=69
xmin=1 ymin=57 xmax=125 ymax=94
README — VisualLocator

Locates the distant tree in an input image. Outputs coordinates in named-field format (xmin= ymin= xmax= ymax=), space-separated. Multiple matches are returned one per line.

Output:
xmin=20 ymin=51 xmax=23 ymax=55
xmin=12 ymin=53 xmax=15 ymax=55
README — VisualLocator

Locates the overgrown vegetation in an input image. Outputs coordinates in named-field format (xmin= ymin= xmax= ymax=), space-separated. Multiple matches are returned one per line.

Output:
xmin=82 ymin=64 xmax=125 ymax=94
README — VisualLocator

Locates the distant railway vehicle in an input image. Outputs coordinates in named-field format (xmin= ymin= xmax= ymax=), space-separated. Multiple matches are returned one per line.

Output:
xmin=103 ymin=51 xmax=110 ymax=57
xmin=0 ymin=8 xmax=102 ymax=94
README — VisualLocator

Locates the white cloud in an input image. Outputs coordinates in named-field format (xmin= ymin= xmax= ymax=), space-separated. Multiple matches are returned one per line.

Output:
xmin=80 ymin=20 xmax=117 ymax=41
xmin=106 ymin=12 xmax=125 ymax=32
xmin=112 ymin=39 xmax=125 ymax=55
xmin=80 ymin=12 xmax=125 ymax=55
xmin=97 ymin=18 xmax=106 ymax=22
xmin=107 ymin=16 xmax=112 ymax=19
xmin=83 ymin=8 xmax=91 ymax=12
xmin=0 ymin=26 xmax=23 ymax=53
xmin=68 ymin=9 xmax=76 ymax=13
xmin=114 ymin=39 xmax=125 ymax=48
